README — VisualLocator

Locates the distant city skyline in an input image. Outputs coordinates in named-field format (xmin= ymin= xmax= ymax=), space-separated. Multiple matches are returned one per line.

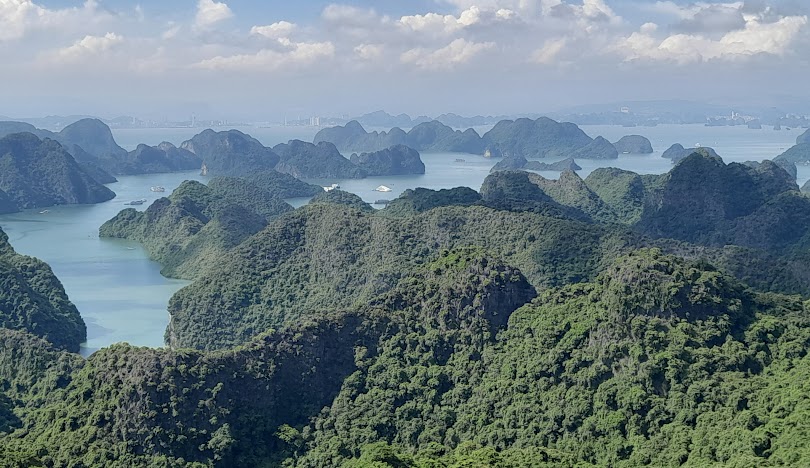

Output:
xmin=1 ymin=1 xmax=808 ymax=120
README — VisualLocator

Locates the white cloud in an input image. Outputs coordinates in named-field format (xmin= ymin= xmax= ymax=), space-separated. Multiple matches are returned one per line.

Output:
xmin=195 ymin=0 xmax=233 ymax=29
xmin=322 ymin=4 xmax=383 ymax=26
xmin=0 ymin=0 xmax=111 ymax=41
xmin=620 ymin=14 xmax=808 ymax=63
xmin=49 ymin=32 xmax=124 ymax=63
xmin=354 ymin=43 xmax=385 ymax=60
xmin=532 ymin=38 xmax=567 ymax=64
xmin=401 ymin=38 xmax=494 ymax=70
xmin=195 ymin=41 xmax=335 ymax=71
xmin=251 ymin=21 xmax=297 ymax=39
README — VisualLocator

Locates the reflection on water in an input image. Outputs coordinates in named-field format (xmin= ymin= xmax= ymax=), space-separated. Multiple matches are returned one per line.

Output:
xmin=0 ymin=125 xmax=804 ymax=356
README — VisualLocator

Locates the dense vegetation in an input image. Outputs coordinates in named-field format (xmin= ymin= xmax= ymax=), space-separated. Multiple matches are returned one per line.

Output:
xmin=3 ymin=143 xmax=810 ymax=466
xmin=100 ymin=178 xmax=292 ymax=279
xmin=0 ymin=132 xmax=116 ymax=209
xmin=0 ymin=228 xmax=85 ymax=352
xmin=2 ymin=249 xmax=810 ymax=467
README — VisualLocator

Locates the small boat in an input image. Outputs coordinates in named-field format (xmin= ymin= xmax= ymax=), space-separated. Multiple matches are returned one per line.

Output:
xmin=374 ymin=185 xmax=392 ymax=192
xmin=39 ymin=210 xmax=50 ymax=214
xmin=200 ymin=164 xmax=208 ymax=176
xmin=150 ymin=186 xmax=166 ymax=193
xmin=455 ymin=158 xmax=466 ymax=163
xmin=125 ymin=199 xmax=147 ymax=206
xmin=323 ymin=183 xmax=340 ymax=192
xmin=374 ymin=199 xmax=391 ymax=205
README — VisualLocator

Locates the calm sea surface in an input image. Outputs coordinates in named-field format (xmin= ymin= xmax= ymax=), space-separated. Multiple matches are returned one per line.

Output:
xmin=0 ymin=124 xmax=805 ymax=355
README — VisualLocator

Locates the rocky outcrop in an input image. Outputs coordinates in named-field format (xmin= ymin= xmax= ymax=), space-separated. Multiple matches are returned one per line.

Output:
xmin=662 ymin=144 xmax=720 ymax=162
xmin=0 ymin=133 xmax=116 ymax=209
xmin=349 ymin=145 xmax=425 ymax=176
xmin=119 ymin=143 xmax=202 ymax=175
xmin=181 ymin=129 xmax=280 ymax=176
xmin=524 ymin=157 xmax=582 ymax=171
xmin=273 ymin=140 xmax=366 ymax=179
xmin=613 ymin=135 xmax=653 ymax=154
xmin=774 ymin=143 xmax=810 ymax=164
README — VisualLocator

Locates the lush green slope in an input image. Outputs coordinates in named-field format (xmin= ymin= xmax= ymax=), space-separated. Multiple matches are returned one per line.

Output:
xmin=0 ymin=133 xmax=116 ymax=209
xmin=242 ymin=171 xmax=324 ymax=198
xmin=100 ymin=179 xmax=292 ymax=279
xmin=0 ymin=229 xmax=85 ymax=352
xmin=481 ymin=117 xmax=594 ymax=159
xmin=585 ymin=167 xmax=648 ymax=224
xmin=636 ymin=153 xmax=802 ymax=249
xmin=0 ymin=249 xmax=534 ymax=467
xmin=166 ymin=202 xmax=628 ymax=350
xmin=297 ymin=249 xmax=810 ymax=467
xmin=4 ymin=250 xmax=809 ymax=467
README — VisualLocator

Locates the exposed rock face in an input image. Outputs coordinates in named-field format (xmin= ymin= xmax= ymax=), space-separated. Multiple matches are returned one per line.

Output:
xmin=181 ymin=129 xmax=280 ymax=176
xmin=119 ymin=143 xmax=202 ymax=175
xmin=0 ymin=133 xmax=116 ymax=209
xmin=273 ymin=140 xmax=366 ymax=179
xmin=662 ymin=144 xmax=720 ymax=162
xmin=524 ymin=157 xmax=582 ymax=171
xmin=349 ymin=145 xmax=425 ymax=176
xmin=613 ymin=135 xmax=653 ymax=154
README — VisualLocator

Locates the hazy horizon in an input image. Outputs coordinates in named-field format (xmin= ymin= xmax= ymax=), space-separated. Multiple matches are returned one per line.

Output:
xmin=1 ymin=0 xmax=809 ymax=120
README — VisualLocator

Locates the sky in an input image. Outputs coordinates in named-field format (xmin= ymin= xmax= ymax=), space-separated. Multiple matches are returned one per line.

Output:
xmin=1 ymin=0 xmax=809 ymax=121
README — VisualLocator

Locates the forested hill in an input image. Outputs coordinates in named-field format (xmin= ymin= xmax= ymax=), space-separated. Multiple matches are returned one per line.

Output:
xmin=0 ymin=227 xmax=85 ymax=352
xmin=1 ymin=249 xmax=810 ymax=467
xmin=2 ymin=149 xmax=810 ymax=466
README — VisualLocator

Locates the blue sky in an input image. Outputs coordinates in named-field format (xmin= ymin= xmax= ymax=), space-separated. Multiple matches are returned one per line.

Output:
xmin=1 ymin=1 xmax=809 ymax=120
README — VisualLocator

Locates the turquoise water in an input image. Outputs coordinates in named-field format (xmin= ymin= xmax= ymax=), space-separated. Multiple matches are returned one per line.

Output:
xmin=0 ymin=124 xmax=804 ymax=355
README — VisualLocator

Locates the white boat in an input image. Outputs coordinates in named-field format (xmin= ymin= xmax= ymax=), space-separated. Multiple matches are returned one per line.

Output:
xmin=323 ymin=183 xmax=340 ymax=192
xmin=39 ymin=210 xmax=50 ymax=214
xmin=374 ymin=185 xmax=392 ymax=193
xmin=150 ymin=186 xmax=166 ymax=193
